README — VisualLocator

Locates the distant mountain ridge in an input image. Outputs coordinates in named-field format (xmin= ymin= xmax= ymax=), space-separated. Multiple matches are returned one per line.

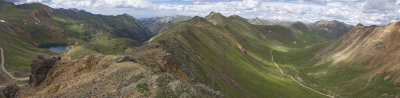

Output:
xmin=139 ymin=15 xmax=192 ymax=34
xmin=2 ymin=0 xmax=399 ymax=97
xmin=248 ymin=18 xmax=354 ymax=39
xmin=0 ymin=0 xmax=152 ymax=80
xmin=307 ymin=22 xmax=400 ymax=97
xmin=141 ymin=12 xmax=340 ymax=97
xmin=313 ymin=20 xmax=354 ymax=38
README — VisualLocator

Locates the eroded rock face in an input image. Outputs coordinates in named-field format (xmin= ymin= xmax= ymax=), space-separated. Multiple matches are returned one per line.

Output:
xmin=130 ymin=41 xmax=192 ymax=82
xmin=168 ymin=80 xmax=182 ymax=92
xmin=29 ymin=55 xmax=61 ymax=87
xmin=3 ymin=84 xmax=20 ymax=98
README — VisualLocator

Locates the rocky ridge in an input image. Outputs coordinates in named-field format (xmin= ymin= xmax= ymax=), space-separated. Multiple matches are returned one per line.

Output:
xmin=13 ymin=54 xmax=222 ymax=97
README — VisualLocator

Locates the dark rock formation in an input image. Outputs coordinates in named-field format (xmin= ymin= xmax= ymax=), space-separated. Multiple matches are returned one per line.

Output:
xmin=29 ymin=55 xmax=61 ymax=87
xmin=3 ymin=84 xmax=19 ymax=98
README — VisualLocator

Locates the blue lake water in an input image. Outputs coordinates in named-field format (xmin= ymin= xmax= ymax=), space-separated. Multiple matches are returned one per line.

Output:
xmin=38 ymin=43 xmax=67 ymax=53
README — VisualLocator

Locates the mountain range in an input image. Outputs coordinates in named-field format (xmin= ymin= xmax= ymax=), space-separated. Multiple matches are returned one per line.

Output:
xmin=139 ymin=15 xmax=192 ymax=34
xmin=1 ymin=0 xmax=399 ymax=97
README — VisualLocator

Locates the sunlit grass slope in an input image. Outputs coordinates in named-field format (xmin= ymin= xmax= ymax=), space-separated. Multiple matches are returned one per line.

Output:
xmin=149 ymin=12 xmax=333 ymax=97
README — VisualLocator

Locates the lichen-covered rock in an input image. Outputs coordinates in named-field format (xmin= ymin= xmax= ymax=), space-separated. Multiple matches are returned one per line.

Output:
xmin=16 ymin=54 xmax=222 ymax=98
xmin=29 ymin=55 xmax=61 ymax=87
xmin=3 ymin=84 xmax=19 ymax=98
xmin=168 ymin=80 xmax=182 ymax=92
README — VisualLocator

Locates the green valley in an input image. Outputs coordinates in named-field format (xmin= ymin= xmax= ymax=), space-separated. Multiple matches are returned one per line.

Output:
xmin=1 ymin=0 xmax=400 ymax=98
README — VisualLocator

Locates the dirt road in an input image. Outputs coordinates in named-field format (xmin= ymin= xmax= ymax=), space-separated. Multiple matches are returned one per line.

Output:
xmin=0 ymin=47 xmax=29 ymax=81
xmin=270 ymin=48 xmax=335 ymax=98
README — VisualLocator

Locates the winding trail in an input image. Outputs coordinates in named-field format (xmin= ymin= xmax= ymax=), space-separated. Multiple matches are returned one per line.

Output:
xmin=64 ymin=46 xmax=74 ymax=57
xmin=270 ymin=48 xmax=335 ymax=98
xmin=0 ymin=47 xmax=29 ymax=81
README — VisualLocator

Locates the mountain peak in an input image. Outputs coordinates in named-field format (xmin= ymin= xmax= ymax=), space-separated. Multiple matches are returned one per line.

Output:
xmin=205 ymin=12 xmax=227 ymax=25
xmin=117 ymin=13 xmax=135 ymax=19
xmin=187 ymin=16 xmax=207 ymax=24
xmin=67 ymin=8 xmax=91 ymax=14
xmin=332 ymin=20 xmax=340 ymax=23
xmin=206 ymin=11 xmax=224 ymax=18
xmin=122 ymin=13 xmax=130 ymax=16
xmin=315 ymin=20 xmax=353 ymax=29
xmin=356 ymin=23 xmax=364 ymax=27
xmin=228 ymin=15 xmax=243 ymax=19
xmin=387 ymin=21 xmax=400 ymax=26
xmin=316 ymin=20 xmax=345 ymax=25
xmin=0 ymin=0 xmax=14 ymax=9
xmin=291 ymin=21 xmax=312 ymax=32
xmin=15 ymin=2 xmax=50 ymax=10
xmin=314 ymin=20 xmax=353 ymax=38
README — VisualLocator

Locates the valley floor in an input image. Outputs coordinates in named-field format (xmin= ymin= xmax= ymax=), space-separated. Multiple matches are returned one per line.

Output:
xmin=270 ymin=48 xmax=335 ymax=98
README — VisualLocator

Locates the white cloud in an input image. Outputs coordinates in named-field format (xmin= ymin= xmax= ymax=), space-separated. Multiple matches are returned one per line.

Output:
xmin=300 ymin=0 xmax=326 ymax=3
xmin=7 ymin=0 xmax=400 ymax=25
xmin=12 ymin=0 xmax=151 ymax=8
xmin=362 ymin=0 xmax=400 ymax=13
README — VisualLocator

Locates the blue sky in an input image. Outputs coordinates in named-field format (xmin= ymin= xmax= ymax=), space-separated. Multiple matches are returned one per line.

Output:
xmin=7 ymin=0 xmax=400 ymax=25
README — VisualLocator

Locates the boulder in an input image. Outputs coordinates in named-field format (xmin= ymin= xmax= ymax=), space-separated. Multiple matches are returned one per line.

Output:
xmin=29 ymin=55 xmax=61 ymax=87
xmin=196 ymin=84 xmax=224 ymax=98
xmin=3 ymin=84 xmax=19 ymax=98
xmin=168 ymin=80 xmax=182 ymax=92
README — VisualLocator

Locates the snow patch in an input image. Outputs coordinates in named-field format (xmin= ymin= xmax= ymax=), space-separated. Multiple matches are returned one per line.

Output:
xmin=0 ymin=20 xmax=5 ymax=23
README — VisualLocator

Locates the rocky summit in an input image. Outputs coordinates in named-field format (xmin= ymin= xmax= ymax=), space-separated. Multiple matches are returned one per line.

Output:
xmin=18 ymin=54 xmax=222 ymax=98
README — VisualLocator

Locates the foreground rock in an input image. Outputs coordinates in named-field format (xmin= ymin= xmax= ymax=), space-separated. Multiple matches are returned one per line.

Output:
xmin=17 ymin=54 xmax=222 ymax=97
xmin=29 ymin=55 xmax=61 ymax=87
xmin=3 ymin=84 xmax=20 ymax=98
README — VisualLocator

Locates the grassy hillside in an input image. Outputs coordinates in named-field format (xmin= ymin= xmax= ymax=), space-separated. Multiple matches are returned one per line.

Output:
xmin=289 ymin=23 xmax=400 ymax=97
xmin=0 ymin=0 xmax=152 ymax=75
xmin=137 ymin=12 xmax=337 ymax=97
xmin=4 ymin=0 xmax=386 ymax=97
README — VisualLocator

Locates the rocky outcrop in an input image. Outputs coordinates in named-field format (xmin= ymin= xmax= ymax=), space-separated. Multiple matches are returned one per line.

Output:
xmin=130 ymin=40 xmax=193 ymax=83
xmin=3 ymin=84 xmax=20 ymax=98
xmin=196 ymin=84 xmax=224 ymax=98
xmin=16 ymin=54 xmax=221 ymax=98
xmin=29 ymin=55 xmax=61 ymax=87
